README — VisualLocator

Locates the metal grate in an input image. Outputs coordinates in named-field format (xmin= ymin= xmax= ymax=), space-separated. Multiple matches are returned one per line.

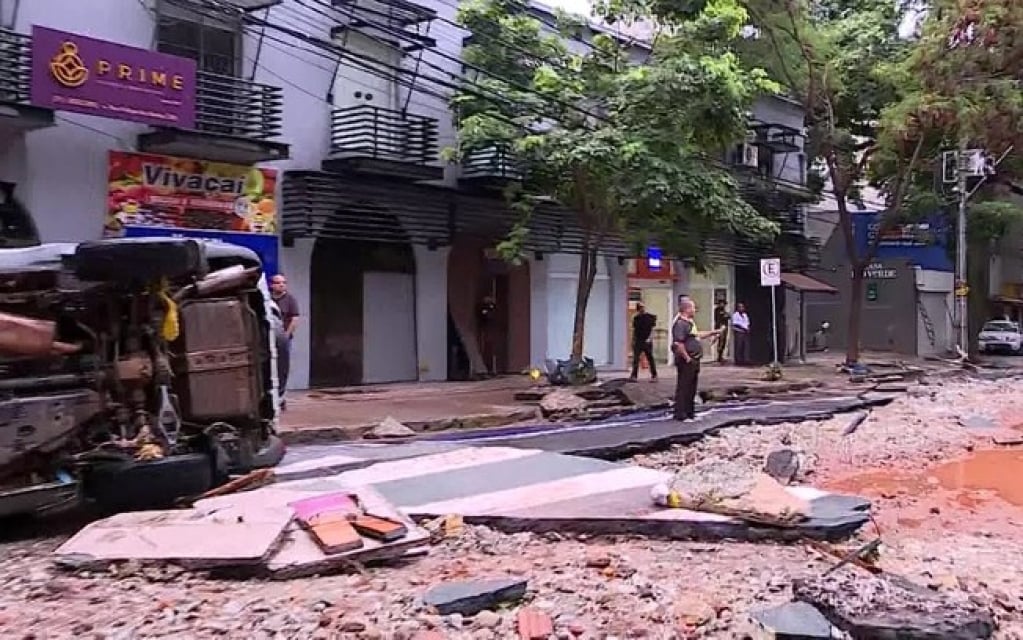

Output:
xmin=0 ymin=28 xmax=29 ymax=104
xmin=330 ymin=105 xmax=439 ymax=165
xmin=193 ymin=70 xmax=283 ymax=140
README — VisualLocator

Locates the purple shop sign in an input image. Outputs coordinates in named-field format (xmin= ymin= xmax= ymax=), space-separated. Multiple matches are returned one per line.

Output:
xmin=30 ymin=25 xmax=196 ymax=129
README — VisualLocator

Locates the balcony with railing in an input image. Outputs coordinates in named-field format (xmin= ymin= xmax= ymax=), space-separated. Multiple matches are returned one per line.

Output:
xmin=324 ymin=104 xmax=442 ymax=181
xmin=138 ymin=70 xmax=289 ymax=164
xmin=460 ymin=145 xmax=523 ymax=189
xmin=0 ymin=28 xmax=56 ymax=133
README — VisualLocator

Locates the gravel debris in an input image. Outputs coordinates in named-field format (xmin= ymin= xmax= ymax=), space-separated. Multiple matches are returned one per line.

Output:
xmin=2 ymin=377 xmax=1023 ymax=638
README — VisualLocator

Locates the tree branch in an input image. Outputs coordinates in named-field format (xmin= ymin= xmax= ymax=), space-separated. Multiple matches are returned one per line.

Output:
xmin=863 ymin=136 xmax=926 ymax=262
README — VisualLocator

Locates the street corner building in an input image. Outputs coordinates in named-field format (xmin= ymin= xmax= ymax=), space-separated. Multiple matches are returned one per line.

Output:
xmin=0 ymin=0 xmax=822 ymax=391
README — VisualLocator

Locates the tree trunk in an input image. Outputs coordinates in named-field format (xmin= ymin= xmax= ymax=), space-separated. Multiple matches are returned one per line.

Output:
xmin=570 ymin=245 xmax=599 ymax=360
xmin=966 ymin=238 xmax=990 ymax=360
xmin=845 ymin=267 xmax=865 ymax=365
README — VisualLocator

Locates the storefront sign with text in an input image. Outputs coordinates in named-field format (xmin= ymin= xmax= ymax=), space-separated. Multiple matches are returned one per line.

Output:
xmin=855 ymin=262 xmax=897 ymax=280
xmin=30 ymin=26 xmax=196 ymax=128
xmin=104 ymin=151 xmax=277 ymax=237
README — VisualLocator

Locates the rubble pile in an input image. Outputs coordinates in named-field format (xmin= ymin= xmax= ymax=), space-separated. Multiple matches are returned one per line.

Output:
xmin=634 ymin=377 xmax=1023 ymax=481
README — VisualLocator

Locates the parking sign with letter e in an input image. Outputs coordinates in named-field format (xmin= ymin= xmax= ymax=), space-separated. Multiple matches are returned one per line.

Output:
xmin=760 ymin=257 xmax=781 ymax=287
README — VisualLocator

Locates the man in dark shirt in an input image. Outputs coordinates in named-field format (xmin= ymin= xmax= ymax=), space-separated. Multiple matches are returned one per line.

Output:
xmin=713 ymin=299 xmax=729 ymax=363
xmin=629 ymin=303 xmax=658 ymax=382
xmin=672 ymin=299 xmax=722 ymax=421
xmin=270 ymin=274 xmax=300 ymax=406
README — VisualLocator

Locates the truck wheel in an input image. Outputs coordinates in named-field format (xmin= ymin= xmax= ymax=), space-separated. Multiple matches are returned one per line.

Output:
xmin=81 ymin=453 xmax=215 ymax=513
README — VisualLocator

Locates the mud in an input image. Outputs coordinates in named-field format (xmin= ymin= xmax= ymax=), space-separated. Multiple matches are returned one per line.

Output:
xmin=825 ymin=449 xmax=1023 ymax=535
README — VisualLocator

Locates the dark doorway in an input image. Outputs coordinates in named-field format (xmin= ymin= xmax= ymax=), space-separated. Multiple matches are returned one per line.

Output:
xmin=447 ymin=236 xmax=530 ymax=378
xmin=735 ymin=263 xmax=788 ymax=365
xmin=309 ymin=238 xmax=415 ymax=387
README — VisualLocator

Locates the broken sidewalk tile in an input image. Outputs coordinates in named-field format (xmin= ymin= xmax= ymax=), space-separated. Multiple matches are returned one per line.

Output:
xmin=423 ymin=577 xmax=528 ymax=616
xmin=750 ymin=601 xmax=837 ymax=638
xmin=516 ymin=607 xmax=554 ymax=639
xmin=54 ymin=506 xmax=294 ymax=570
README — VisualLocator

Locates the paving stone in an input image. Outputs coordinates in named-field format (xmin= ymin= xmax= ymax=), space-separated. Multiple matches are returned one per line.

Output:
xmin=423 ymin=578 xmax=527 ymax=616
xmin=750 ymin=601 xmax=835 ymax=638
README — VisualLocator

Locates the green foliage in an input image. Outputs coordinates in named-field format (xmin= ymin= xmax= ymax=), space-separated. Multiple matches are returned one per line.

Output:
xmin=452 ymin=0 xmax=781 ymax=264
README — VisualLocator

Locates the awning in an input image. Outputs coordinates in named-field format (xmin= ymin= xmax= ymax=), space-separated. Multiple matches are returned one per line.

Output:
xmin=781 ymin=272 xmax=838 ymax=294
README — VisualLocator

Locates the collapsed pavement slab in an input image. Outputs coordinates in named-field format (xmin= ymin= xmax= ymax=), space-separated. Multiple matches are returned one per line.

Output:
xmin=275 ymin=446 xmax=871 ymax=542
xmin=53 ymin=504 xmax=294 ymax=570
xmin=793 ymin=570 xmax=996 ymax=639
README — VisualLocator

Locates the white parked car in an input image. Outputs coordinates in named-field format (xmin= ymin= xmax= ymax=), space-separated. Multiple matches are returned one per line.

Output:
xmin=978 ymin=320 xmax=1023 ymax=354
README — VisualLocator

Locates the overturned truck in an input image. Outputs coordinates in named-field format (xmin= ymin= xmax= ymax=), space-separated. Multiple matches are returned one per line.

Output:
xmin=0 ymin=237 xmax=285 ymax=517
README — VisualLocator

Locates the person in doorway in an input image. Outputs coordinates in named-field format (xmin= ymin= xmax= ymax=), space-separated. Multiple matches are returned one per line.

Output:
xmin=672 ymin=299 xmax=722 ymax=421
xmin=629 ymin=303 xmax=658 ymax=382
xmin=731 ymin=302 xmax=751 ymax=365
xmin=477 ymin=295 xmax=498 ymax=376
xmin=713 ymin=299 xmax=730 ymax=363
xmin=270 ymin=274 xmax=300 ymax=409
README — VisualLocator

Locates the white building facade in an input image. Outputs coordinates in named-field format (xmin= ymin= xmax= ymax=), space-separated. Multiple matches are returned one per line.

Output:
xmin=1 ymin=0 xmax=810 ymax=388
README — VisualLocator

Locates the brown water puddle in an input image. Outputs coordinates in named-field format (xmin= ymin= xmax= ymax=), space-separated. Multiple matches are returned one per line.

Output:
xmin=827 ymin=449 xmax=1023 ymax=508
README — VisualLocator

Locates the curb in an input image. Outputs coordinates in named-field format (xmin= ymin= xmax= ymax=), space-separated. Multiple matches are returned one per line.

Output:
xmin=279 ymin=407 xmax=540 ymax=446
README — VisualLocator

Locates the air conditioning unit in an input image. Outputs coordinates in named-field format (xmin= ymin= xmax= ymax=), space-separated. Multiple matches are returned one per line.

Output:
xmin=741 ymin=143 xmax=759 ymax=168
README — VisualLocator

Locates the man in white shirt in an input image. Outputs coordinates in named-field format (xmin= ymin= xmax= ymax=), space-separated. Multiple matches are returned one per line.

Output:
xmin=731 ymin=302 xmax=751 ymax=365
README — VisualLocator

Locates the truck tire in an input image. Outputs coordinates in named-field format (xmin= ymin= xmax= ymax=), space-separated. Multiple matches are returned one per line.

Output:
xmin=81 ymin=453 xmax=215 ymax=513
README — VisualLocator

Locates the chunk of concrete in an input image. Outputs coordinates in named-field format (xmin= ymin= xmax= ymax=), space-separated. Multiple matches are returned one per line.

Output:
xmin=750 ymin=601 xmax=836 ymax=638
xmin=365 ymin=416 xmax=416 ymax=439
xmin=538 ymin=389 xmax=587 ymax=417
xmin=423 ymin=577 xmax=527 ymax=615
xmin=763 ymin=449 xmax=801 ymax=485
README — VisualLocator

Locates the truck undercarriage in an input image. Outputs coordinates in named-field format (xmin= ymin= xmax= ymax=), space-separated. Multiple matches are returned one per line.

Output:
xmin=0 ymin=237 xmax=284 ymax=516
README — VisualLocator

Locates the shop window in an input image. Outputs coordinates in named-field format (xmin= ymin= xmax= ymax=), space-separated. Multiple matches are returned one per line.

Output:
xmin=157 ymin=6 xmax=240 ymax=76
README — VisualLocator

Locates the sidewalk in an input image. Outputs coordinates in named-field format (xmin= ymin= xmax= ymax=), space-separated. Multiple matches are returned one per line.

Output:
xmin=278 ymin=352 xmax=937 ymax=444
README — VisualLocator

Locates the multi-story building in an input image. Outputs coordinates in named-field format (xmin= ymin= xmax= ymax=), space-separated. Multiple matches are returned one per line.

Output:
xmin=0 ymin=0 xmax=817 ymax=389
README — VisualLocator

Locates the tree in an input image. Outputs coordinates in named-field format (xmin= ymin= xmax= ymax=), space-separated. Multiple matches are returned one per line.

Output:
xmin=725 ymin=0 xmax=923 ymax=365
xmin=874 ymin=0 xmax=1023 ymax=356
xmin=450 ymin=0 xmax=779 ymax=360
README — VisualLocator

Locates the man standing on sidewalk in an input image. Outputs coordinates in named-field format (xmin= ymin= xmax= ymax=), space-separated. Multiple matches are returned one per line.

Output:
xmin=731 ymin=302 xmax=751 ymax=365
xmin=714 ymin=299 xmax=729 ymax=363
xmin=629 ymin=303 xmax=658 ymax=382
xmin=271 ymin=274 xmax=300 ymax=408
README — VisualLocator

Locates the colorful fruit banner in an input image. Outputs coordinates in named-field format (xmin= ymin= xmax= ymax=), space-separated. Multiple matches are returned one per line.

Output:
xmin=105 ymin=151 xmax=278 ymax=237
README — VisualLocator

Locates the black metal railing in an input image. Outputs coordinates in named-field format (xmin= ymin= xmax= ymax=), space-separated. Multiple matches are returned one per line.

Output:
xmin=462 ymin=145 xmax=523 ymax=181
xmin=330 ymin=104 xmax=438 ymax=164
xmin=193 ymin=71 xmax=283 ymax=140
xmin=0 ymin=28 xmax=30 ymax=104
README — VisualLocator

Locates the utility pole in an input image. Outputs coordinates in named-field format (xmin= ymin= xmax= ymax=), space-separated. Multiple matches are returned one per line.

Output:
xmin=955 ymin=138 xmax=969 ymax=354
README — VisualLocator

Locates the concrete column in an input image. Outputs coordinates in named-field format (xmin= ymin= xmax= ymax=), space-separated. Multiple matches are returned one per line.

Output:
xmin=529 ymin=255 xmax=549 ymax=366
xmin=413 ymin=245 xmax=451 ymax=382
xmin=279 ymin=238 xmax=314 ymax=390
xmin=608 ymin=256 xmax=628 ymax=369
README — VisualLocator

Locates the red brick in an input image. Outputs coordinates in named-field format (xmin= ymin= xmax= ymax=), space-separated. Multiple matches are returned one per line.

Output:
xmin=517 ymin=607 xmax=554 ymax=639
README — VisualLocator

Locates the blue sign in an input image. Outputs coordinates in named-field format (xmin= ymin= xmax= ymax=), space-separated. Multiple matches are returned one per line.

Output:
xmin=852 ymin=211 xmax=953 ymax=272
xmin=646 ymin=246 xmax=663 ymax=271
xmin=121 ymin=226 xmax=279 ymax=277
